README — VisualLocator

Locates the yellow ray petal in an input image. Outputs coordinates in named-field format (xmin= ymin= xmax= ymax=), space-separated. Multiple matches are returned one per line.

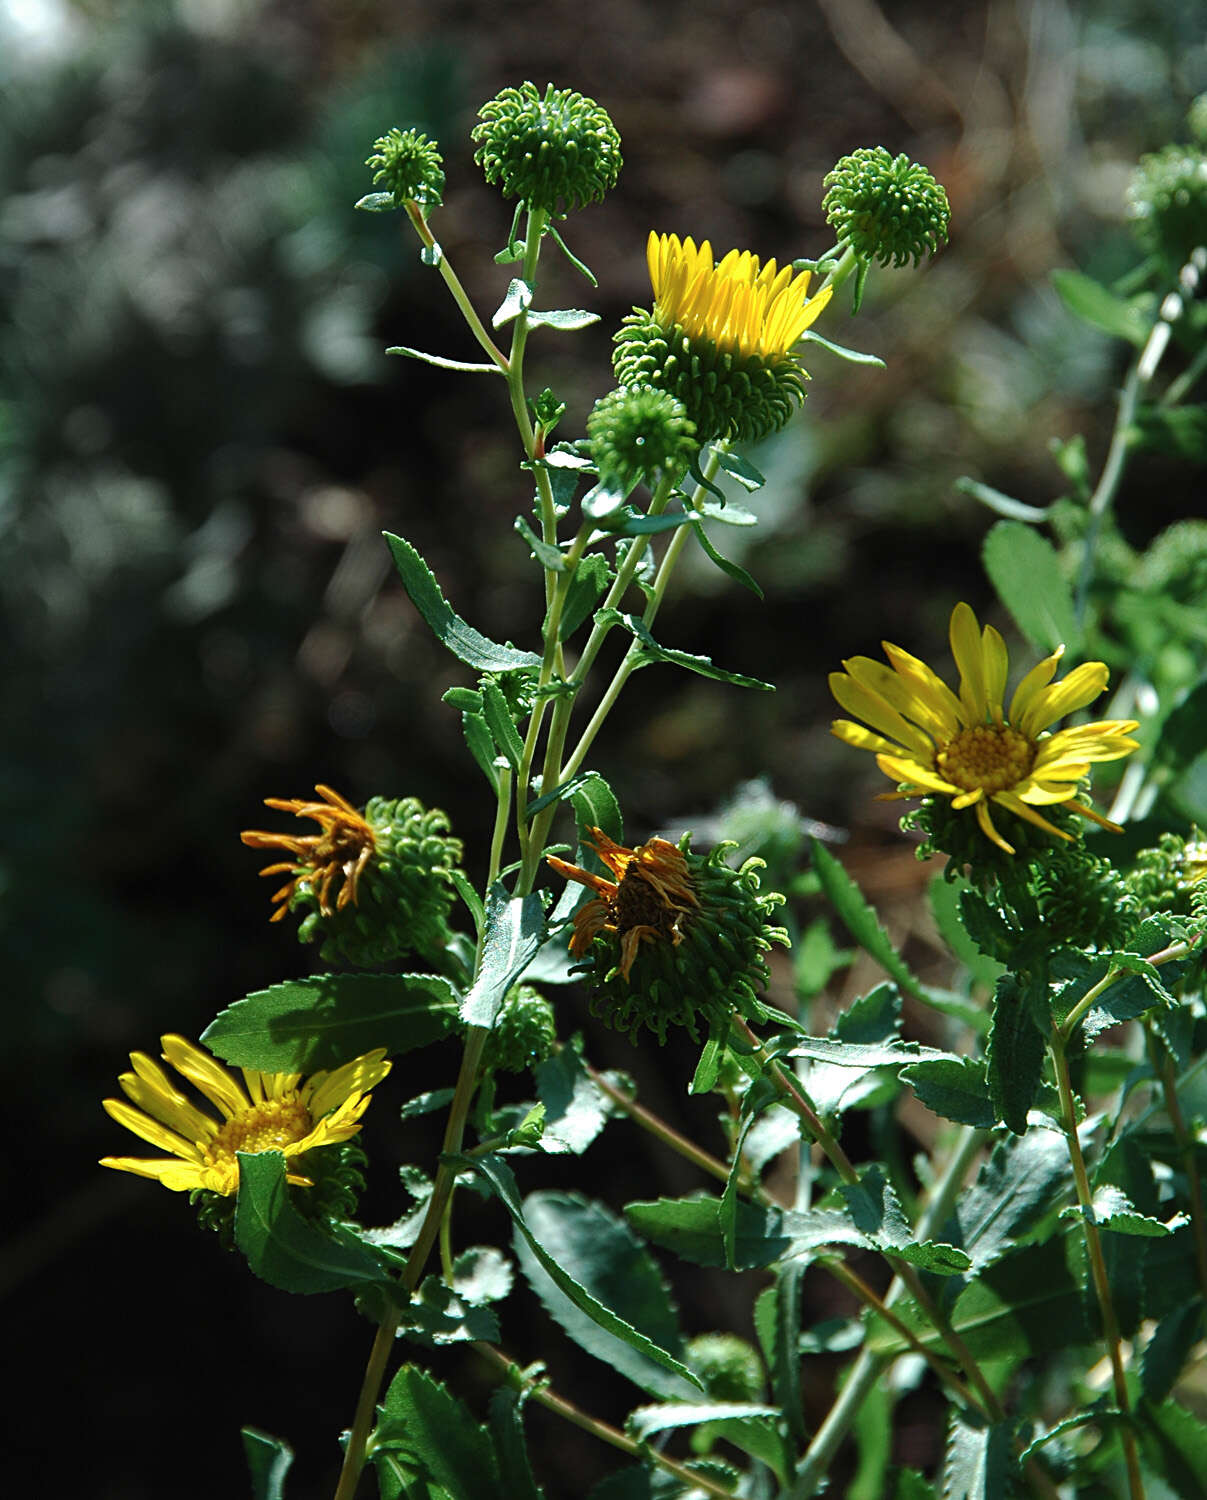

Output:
xmin=160 ymin=1036 xmax=250 ymax=1120
xmin=1016 ymin=661 xmax=1109 ymax=737
xmin=102 ymin=1098 xmax=204 ymax=1161
xmin=99 ymin=1155 xmax=208 ymax=1192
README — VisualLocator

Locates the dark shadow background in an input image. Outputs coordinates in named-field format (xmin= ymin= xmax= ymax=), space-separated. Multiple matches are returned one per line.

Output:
xmin=3 ymin=0 xmax=1204 ymax=1495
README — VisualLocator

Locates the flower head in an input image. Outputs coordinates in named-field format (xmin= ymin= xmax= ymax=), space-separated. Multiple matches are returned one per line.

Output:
xmin=1128 ymin=144 xmax=1207 ymax=267
xmin=366 ymin=127 xmax=445 ymax=207
xmin=612 ymin=232 xmax=832 ymax=444
xmin=242 ymin=787 xmax=462 ymax=967
xmin=472 ymin=81 xmax=621 ymax=217
xmin=822 ymin=147 xmax=950 ymax=268
xmin=830 ymin=603 xmax=1140 ymax=855
xmin=586 ymin=384 xmax=698 ymax=492
xmin=549 ymin=828 xmax=786 ymax=1041
xmin=100 ymin=1036 xmax=390 ymax=1196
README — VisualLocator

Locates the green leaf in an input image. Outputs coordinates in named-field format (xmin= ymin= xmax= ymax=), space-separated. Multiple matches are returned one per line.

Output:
xmin=462 ymin=710 xmax=501 ymax=790
xmin=234 ymin=1151 xmax=389 ymax=1294
xmin=1150 ymin=679 xmax=1207 ymax=786
xmin=514 ymin=514 xmax=565 ymax=572
xmin=953 ymin=476 xmax=1052 ymax=523
xmin=599 ymin=609 xmax=774 ymax=690
xmin=901 ymin=1057 xmax=996 ymax=1128
xmin=377 ymin=1365 xmax=503 ymax=1500
xmin=943 ymin=1129 xmax=1069 ymax=1269
xmin=712 ymin=447 xmax=766 ymax=490
xmin=460 ymin=886 xmax=545 ymax=1028
xmin=1137 ymin=1397 xmax=1207 ymax=1500
xmin=511 ymin=1190 xmax=695 ymax=1401
xmin=986 ymin=972 xmax=1046 ymax=1134
xmin=1051 ymin=268 xmax=1149 ymax=346
xmin=242 ymin=1428 xmax=293 ymax=1500
xmin=402 ymin=1274 xmax=501 ymax=1347
xmin=1061 ymin=1185 xmax=1189 ymax=1237
xmin=1128 ymin=403 xmax=1207 ymax=460
xmin=527 ymin=307 xmax=601 ymax=330
xmin=560 ymin=553 xmax=612 ymax=640
xmin=942 ymin=1411 xmax=1012 ymax=1500
xmin=203 ymin=973 xmax=459 ymax=1071
xmin=569 ymin=770 xmax=624 ymax=844
xmin=768 ymin=1261 xmax=808 ymax=1446
xmin=463 ymin=1157 xmax=702 ymax=1392
xmin=800 ymin=327 xmax=887 ymax=367
xmin=691 ymin=519 xmax=763 ymax=597
xmin=481 ymin=679 xmax=526 ymax=774
xmin=354 ymin=191 xmax=397 ymax=213
xmin=385 ymin=345 xmax=500 ymax=374
xmin=809 ymin=841 xmax=945 ymax=1012
xmin=487 ymin=1388 xmax=547 ymax=1500
xmin=1141 ymin=1305 xmax=1205 ymax=1402
xmin=534 ymin=1039 xmax=619 ymax=1154
xmin=626 ymin=1404 xmax=786 ymax=1480
xmin=928 ymin=873 xmax=1005 ymax=990
xmin=384 ymin=532 xmax=542 ymax=672
xmin=981 ymin=519 xmax=1080 ymax=654
xmin=626 ymin=1195 xmax=792 ymax=1270
xmin=838 ymin=1166 xmax=972 ymax=1274
xmin=492 ymin=277 xmax=534 ymax=328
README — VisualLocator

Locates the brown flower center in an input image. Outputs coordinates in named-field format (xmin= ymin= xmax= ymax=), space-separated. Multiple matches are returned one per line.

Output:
xmin=936 ymin=724 xmax=1035 ymax=794
xmin=203 ymin=1095 xmax=313 ymax=1167
xmin=614 ymin=868 xmax=684 ymax=939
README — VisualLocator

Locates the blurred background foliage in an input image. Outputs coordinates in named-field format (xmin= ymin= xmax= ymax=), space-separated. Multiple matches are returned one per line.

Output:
xmin=3 ymin=0 xmax=1205 ymax=1494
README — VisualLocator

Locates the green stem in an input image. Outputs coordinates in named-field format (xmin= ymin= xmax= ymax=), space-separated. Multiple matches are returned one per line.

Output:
xmin=1050 ymin=1033 xmax=1145 ymax=1500
xmin=403 ymin=202 xmax=510 ymax=373
xmin=475 ymin=1344 xmax=739 ymax=1500
xmin=1060 ymin=941 xmax=1191 ymax=1042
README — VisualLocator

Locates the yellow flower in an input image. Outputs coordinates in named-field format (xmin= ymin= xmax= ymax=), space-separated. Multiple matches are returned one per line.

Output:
xmin=548 ymin=827 xmax=699 ymax=979
xmin=647 ymin=232 xmax=832 ymax=360
xmin=830 ymin=602 xmax=1141 ymax=854
xmin=99 ymin=1036 xmax=390 ymax=1196
xmin=241 ymin=784 xmax=376 ymax=922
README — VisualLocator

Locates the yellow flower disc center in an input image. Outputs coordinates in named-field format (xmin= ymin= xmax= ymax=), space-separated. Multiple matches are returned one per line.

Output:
xmin=936 ymin=725 xmax=1035 ymax=794
xmin=204 ymin=1095 xmax=314 ymax=1166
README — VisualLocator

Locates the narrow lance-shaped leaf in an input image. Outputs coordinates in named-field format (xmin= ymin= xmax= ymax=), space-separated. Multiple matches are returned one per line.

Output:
xmin=986 ymin=971 xmax=1046 ymax=1135
xmin=234 ymin=1151 xmax=390 ymax=1294
xmin=242 ymin=1429 xmax=293 ymax=1500
xmin=598 ymin=608 xmax=775 ymax=691
xmin=203 ymin=973 xmax=459 ymax=1072
xmin=460 ymin=1155 xmax=702 ymax=1392
xmin=384 ymin=531 xmax=541 ymax=672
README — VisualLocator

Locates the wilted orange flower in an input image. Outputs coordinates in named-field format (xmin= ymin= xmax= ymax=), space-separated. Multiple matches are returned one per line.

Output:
xmin=548 ymin=828 xmax=698 ymax=979
xmin=241 ymin=784 xmax=376 ymax=921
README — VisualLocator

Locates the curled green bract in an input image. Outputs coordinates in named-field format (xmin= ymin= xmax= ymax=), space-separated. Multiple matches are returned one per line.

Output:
xmin=473 ymin=81 xmax=622 ymax=217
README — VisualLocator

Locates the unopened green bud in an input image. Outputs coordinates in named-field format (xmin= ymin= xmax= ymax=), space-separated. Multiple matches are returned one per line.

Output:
xmin=687 ymin=1333 xmax=765 ymax=1402
xmin=1128 ymin=145 xmax=1207 ymax=266
xmin=472 ymin=82 xmax=621 ymax=217
xmin=822 ymin=146 xmax=950 ymax=268
xmin=1126 ymin=831 xmax=1207 ymax=920
xmin=483 ymin=984 xmax=557 ymax=1073
xmin=366 ymin=127 xmax=445 ymax=207
xmin=587 ymin=385 xmax=698 ymax=491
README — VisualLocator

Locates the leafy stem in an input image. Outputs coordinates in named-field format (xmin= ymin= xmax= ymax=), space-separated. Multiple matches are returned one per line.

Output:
xmin=1049 ymin=1031 xmax=1145 ymax=1500
xmin=402 ymin=202 xmax=510 ymax=374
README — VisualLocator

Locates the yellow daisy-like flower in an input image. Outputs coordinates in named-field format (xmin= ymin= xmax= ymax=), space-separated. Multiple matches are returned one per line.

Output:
xmin=548 ymin=827 xmax=699 ymax=980
xmin=830 ymin=602 xmax=1141 ymax=855
xmin=241 ymin=783 xmax=377 ymax=922
xmin=647 ymin=231 xmax=832 ymax=360
xmin=100 ymin=1035 xmax=390 ymax=1196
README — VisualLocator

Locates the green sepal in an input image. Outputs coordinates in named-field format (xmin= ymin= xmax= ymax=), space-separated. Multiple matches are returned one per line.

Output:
xmin=384 ymin=531 xmax=541 ymax=672
xmin=982 ymin=519 xmax=1080 ymax=654
xmin=234 ymin=1151 xmax=390 ymax=1295
xmin=457 ymin=1154 xmax=703 ymax=1392
xmin=1051 ymin=267 xmax=1149 ymax=346
xmin=460 ymin=885 xmax=546 ymax=1028
xmin=202 ymin=972 xmax=459 ymax=1072
xmin=242 ymin=1428 xmax=294 ymax=1500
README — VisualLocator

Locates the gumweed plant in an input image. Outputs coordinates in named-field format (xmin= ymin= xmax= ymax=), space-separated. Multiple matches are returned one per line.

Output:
xmin=99 ymin=83 xmax=1207 ymax=1500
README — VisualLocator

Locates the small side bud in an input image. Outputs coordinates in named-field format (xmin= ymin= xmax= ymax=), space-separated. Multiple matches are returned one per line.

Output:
xmin=482 ymin=984 xmax=557 ymax=1074
xmin=472 ymin=81 xmax=621 ymax=218
xmin=586 ymin=385 xmax=698 ymax=492
xmin=1127 ymin=145 xmax=1207 ymax=268
xmin=687 ymin=1333 xmax=765 ymax=1402
xmin=366 ymin=127 xmax=445 ymax=208
xmin=822 ymin=146 xmax=950 ymax=268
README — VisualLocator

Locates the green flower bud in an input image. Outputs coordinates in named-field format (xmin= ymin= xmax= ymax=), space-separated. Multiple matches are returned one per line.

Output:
xmin=482 ymin=984 xmax=557 ymax=1073
xmin=822 ymin=146 xmax=950 ymax=268
xmin=1126 ymin=831 xmax=1207 ymax=920
xmin=366 ymin=127 xmax=445 ymax=207
xmin=243 ymin=787 xmax=462 ymax=968
xmin=687 ymin=1333 xmax=765 ymax=1402
xmin=548 ymin=829 xmax=788 ymax=1044
xmin=1128 ymin=145 xmax=1207 ymax=266
xmin=472 ymin=82 xmax=621 ymax=217
xmin=586 ymin=385 xmax=698 ymax=491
